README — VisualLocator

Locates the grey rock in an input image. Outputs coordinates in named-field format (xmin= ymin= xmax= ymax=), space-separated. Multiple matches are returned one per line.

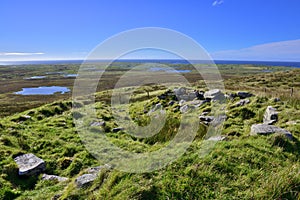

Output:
xmin=14 ymin=153 xmax=46 ymax=176
xmin=263 ymin=106 xmax=278 ymax=125
xmin=173 ymin=87 xmax=187 ymax=96
xmin=90 ymin=121 xmax=106 ymax=127
xmin=237 ymin=91 xmax=253 ymax=99
xmin=207 ymin=136 xmax=227 ymax=141
xmin=42 ymin=174 xmax=68 ymax=182
xmin=204 ymin=89 xmax=224 ymax=100
xmin=180 ymin=105 xmax=189 ymax=113
xmin=179 ymin=100 xmax=186 ymax=106
xmin=189 ymin=100 xmax=205 ymax=107
xmin=200 ymin=115 xmax=226 ymax=126
xmin=75 ymin=174 xmax=97 ymax=188
xmin=234 ymin=99 xmax=250 ymax=107
xmin=87 ymin=164 xmax=112 ymax=175
xmin=250 ymin=124 xmax=293 ymax=139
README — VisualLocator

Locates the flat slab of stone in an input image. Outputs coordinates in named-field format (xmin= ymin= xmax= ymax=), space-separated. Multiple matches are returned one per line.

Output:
xmin=14 ymin=153 xmax=46 ymax=176
xmin=42 ymin=174 xmax=68 ymax=182
xmin=75 ymin=174 xmax=97 ymax=188
xmin=250 ymin=124 xmax=293 ymax=139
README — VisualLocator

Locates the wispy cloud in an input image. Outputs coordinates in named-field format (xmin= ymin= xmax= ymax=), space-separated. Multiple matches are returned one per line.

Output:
xmin=0 ymin=52 xmax=44 ymax=56
xmin=212 ymin=0 xmax=224 ymax=6
xmin=211 ymin=39 xmax=300 ymax=61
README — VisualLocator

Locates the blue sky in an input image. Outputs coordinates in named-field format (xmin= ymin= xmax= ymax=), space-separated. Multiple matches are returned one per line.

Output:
xmin=1 ymin=0 xmax=300 ymax=61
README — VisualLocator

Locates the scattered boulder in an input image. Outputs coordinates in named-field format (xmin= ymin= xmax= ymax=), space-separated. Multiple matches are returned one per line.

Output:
xmin=14 ymin=153 xmax=46 ymax=176
xmin=75 ymin=174 xmax=97 ymax=188
xmin=42 ymin=174 xmax=68 ymax=182
xmin=250 ymin=124 xmax=293 ymax=139
xmin=204 ymin=89 xmax=224 ymax=100
xmin=237 ymin=91 xmax=253 ymax=99
xmin=263 ymin=106 xmax=278 ymax=125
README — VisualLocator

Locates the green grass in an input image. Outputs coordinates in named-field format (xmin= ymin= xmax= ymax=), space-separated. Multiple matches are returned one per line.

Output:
xmin=0 ymin=65 xmax=299 ymax=199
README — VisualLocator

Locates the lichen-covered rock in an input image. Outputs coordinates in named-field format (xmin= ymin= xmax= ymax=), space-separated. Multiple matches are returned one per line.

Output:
xmin=263 ymin=106 xmax=278 ymax=125
xmin=250 ymin=124 xmax=293 ymax=139
xmin=14 ymin=153 xmax=46 ymax=176
xmin=42 ymin=174 xmax=68 ymax=182
xmin=75 ymin=174 xmax=97 ymax=188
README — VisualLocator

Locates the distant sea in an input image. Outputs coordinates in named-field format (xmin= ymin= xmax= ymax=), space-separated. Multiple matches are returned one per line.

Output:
xmin=1 ymin=60 xmax=300 ymax=68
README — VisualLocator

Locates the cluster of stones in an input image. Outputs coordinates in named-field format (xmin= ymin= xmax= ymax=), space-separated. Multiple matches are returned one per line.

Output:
xmin=13 ymin=153 xmax=112 ymax=189
xmin=14 ymin=153 xmax=68 ymax=182
xmin=251 ymin=105 xmax=293 ymax=139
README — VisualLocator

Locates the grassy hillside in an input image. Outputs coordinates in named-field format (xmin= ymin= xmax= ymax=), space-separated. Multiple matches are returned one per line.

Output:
xmin=0 ymin=69 xmax=299 ymax=199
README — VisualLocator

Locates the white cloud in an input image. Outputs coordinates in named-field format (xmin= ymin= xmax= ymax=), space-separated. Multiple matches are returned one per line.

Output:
xmin=212 ymin=0 xmax=224 ymax=6
xmin=0 ymin=52 xmax=44 ymax=56
xmin=211 ymin=39 xmax=300 ymax=61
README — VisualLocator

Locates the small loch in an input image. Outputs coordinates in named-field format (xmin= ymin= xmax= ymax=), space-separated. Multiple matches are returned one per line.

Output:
xmin=15 ymin=86 xmax=70 ymax=95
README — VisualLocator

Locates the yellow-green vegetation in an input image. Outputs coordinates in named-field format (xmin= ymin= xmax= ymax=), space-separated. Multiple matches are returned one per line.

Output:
xmin=0 ymin=67 xmax=300 ymax=199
